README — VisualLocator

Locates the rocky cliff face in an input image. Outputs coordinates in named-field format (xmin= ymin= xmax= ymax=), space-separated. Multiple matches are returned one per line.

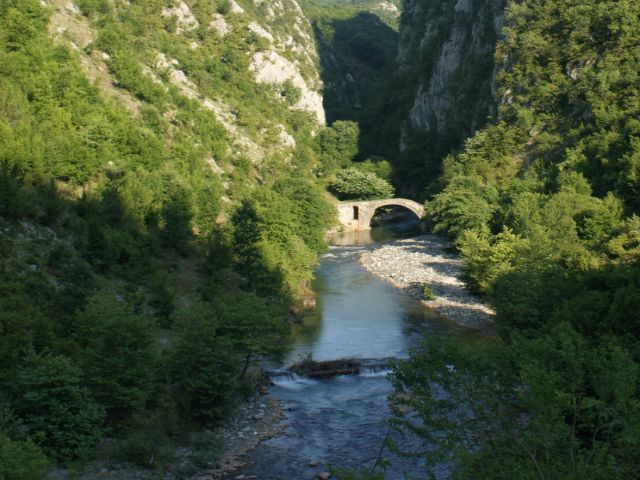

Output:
xmin=394 ymin=0 xmax=505 ymax=191
xmin=246 ymin=0 xmax=325 ymax=125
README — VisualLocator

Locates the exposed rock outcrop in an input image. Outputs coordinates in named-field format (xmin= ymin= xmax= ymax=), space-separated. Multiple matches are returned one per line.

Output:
xmin=396 ymin=0 xmax=505 ymax=149
xmin=250 ymin=50 xmax=325 ymax=124
xmin=161 ymin=0 xmax=199 ymax=34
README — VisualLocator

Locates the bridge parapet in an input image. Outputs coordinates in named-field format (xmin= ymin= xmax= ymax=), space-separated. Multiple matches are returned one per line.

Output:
xmin=335 ymin=198 xmax=425 ymax=232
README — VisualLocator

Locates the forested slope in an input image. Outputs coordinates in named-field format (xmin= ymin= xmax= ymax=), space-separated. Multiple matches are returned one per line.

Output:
xmin=390 ymin=0 xmax=640 ymax=477
xmin=0 ymin=0 xmax=339 ymax=475
xmin=300 ymin=0 xmax=402 ymax=162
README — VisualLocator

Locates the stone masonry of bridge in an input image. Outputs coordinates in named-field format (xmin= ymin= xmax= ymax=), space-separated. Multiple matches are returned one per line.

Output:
xmin=335 ymin=198 xmax=425 ymax=232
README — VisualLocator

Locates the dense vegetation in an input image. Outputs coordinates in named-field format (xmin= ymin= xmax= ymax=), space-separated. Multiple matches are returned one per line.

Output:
xmin=0 ymin=0 xmax=343 ymax=475
xmin=3 ymin=0 xmax=638 ymax=477
xmin=390 ymin=0 xmax=640 ymax=477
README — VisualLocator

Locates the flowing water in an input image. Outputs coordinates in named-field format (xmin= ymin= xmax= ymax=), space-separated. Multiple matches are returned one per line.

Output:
xmin=231 ymin=217 xmax=477 ymax=479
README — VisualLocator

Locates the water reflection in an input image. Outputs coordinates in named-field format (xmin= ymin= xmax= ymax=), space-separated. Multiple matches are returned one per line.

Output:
xmin=230 ymin=216 xmax=450 ymax=479
xmin=329 ymin=213 xmax=423 ymax=246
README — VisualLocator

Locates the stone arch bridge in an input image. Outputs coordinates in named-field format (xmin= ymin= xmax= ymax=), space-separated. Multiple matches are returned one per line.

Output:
xmin=335 ymin=198 xmax=425 ymax=232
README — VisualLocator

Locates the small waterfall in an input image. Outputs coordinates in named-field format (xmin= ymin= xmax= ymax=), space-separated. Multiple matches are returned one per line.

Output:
xmin=268 ymin=358 xmax=395 ymax=384
xmin=358 ymin=359 xmax=392 ymax=377
xmin=359 ymin=365 xmax=391 ymax=377
xmin=268 ymin=371 xmax=303 ymax=384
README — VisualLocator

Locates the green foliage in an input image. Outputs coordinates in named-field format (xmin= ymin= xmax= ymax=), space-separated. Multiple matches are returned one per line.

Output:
xmin=111 ymin=401 xmax=180 ymax=469
xmin=0 ymin=0 xmax=334 ymax=470
xmin=330 ymin=167 xmax=394 ymax=200
xmin=389 ymin=0 xmax=640 ymax=477
xmin=280 ymin=80 xmax=302 ymax=106
xmin=0 ymin=436 xmax=48 ymax=480
xmin=307 ymin=2 xmax=400 ymax=162
xmin=427 ymin=177 xmax=497 ymax=238
xmin=356 ymin=157 xmax=393 ymax=182
xmin=215 ymin=292 xmax=288 ymax=377
xmin=391 ymin=325 xmax=640 ymax=479
xmin=332 ymin=466 xmax=386 ymax=480
xmin=316 ymin=121 xmax=360 ymax=174
xmin=10 ymin=355 xmax=105 ymax=461
xmin=273 ymin=177 xmax=335 ymax=253
xmin=75 ymin=293 xmax=157 ymax=421
xmin=75 ymin=0 xmax=110 ymax=17
xmin=168 ymin=303 xmax=241 ymax=424
xmin=0 ymin=162 xmax=28 ymax=220
xmin=422 ymin=285 xmax=436 ymax=301
xmin=232 ymin=186 xmax=326 ymax=301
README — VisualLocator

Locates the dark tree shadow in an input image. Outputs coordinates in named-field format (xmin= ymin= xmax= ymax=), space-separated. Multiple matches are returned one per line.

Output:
xmin=313 ymin=11 xmax=399 ymax=159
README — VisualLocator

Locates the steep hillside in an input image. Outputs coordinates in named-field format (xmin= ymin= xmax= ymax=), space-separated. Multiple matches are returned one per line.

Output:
xmin=390 ymin=1 xmax=640 ymax=477
xmin=389 ymin=0 xmax=505 ymax=195
xmin=47 ymin=0 xmax=325 ymax=165
xmin=301 ymin=0 xmax=401 ymax=161
xmin=0 ymin=0 xmax=336 ymax=474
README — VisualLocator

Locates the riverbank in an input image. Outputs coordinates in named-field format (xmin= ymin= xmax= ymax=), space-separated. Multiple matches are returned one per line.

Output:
xmin=360 ymin=235 xmax=494 ymax=330
xmin=51 ymin=393 xmax=285 ymax=480
xmin=194 ymin=395 xmax=285 ymax=480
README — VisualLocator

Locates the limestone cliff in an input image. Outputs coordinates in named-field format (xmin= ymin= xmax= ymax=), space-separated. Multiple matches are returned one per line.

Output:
xmin=393 ymin=0 xmax=505 ymax=193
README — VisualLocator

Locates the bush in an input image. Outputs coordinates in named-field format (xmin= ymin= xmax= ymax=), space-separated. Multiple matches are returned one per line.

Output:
xmin=76 ymin=293 xmax=157 ymax=420
xmin=216 ymin=0 xmax=231 ymax=15
xmin=422 ymin=285 xmax=436 ymax=301
xmin=11 ymin=355 xmax=105 ymax=461
xmin=111 ymin=402 xmax=179 ymax=469
xmin=0 ymin=436 xmax=48 ymax=480
xmin=330 ymin=167 xmax=394 ymax=200
xmin=280 ymin=80 xmax=301 ymax=106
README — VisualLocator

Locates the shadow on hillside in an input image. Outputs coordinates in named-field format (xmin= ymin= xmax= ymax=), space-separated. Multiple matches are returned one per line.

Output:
xmin=312 ymin=11 xmax=399 ymax=158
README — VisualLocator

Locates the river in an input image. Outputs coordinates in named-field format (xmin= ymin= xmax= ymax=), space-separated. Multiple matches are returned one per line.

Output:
xmin=230 ymin=218 xmax=480 ymax=480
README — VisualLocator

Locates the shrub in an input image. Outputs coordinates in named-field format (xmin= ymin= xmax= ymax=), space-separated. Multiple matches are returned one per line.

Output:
xmin=330 ymin=167 xmax=394 ymax=200
xmin=280 ymin=80 xmax=301 ymax=106
xmin=423 ymin=285 xmax=436 ymax=301
xmin=216 ymin=0 xmax=231 ymax=15
xmin=0 ymin=436 xmax=48 ymax=480
xmin=11 ymin=355 xmax=105 ymax=461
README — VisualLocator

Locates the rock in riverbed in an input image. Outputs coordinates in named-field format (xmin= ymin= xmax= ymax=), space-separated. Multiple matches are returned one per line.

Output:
xmin=360 ymin=235 xmax=494 ymax=330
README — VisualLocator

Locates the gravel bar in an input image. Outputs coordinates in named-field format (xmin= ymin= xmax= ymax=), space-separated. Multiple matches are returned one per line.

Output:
xmin=360 ymin=235 xmax=494 ymax=330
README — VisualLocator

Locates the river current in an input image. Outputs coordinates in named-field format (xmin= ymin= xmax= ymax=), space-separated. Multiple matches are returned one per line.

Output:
xmin=231 ymin=219 xmax=471 ymax=479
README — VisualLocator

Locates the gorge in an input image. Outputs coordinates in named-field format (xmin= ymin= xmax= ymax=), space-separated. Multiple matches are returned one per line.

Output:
xmin=0 ymin=0 xmax=639 ymax=479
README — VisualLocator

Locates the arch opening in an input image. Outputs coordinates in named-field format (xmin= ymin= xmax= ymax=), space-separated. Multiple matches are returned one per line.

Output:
xmin=370 ymin=204 xmax=422 ymax=228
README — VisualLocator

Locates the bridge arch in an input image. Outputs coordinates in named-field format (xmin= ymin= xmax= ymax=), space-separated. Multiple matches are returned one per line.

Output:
xmin=335 ymin=198 xmax=425 ymax=232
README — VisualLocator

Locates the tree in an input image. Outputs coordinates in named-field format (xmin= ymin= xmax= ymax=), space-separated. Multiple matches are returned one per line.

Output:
xmin=0 ymin=160 xmax=27 ymax=220
xmin=316 ymin=121 xmax=360 ymax=174
xmin=0 ymin=436 xmax=48 ymax=480
xmin=390 ymin=324 xmax=640 ymax=479
xmin=75 ymin=293 xmax=157 ymax=421
xmin=231 ymin=199 xmax=263 ymax=280
xmin=330 ymin=167 xmax=394 ymax=200
xmin=10 ymin=354 xmax=105 ymax=460
xmin=215 ymin=293 xmax=288 ymax=378
xmin=168 ymin=303 xmax=240 ymax=424
xmin=160 ymin=183 xmax=195 ymax=254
